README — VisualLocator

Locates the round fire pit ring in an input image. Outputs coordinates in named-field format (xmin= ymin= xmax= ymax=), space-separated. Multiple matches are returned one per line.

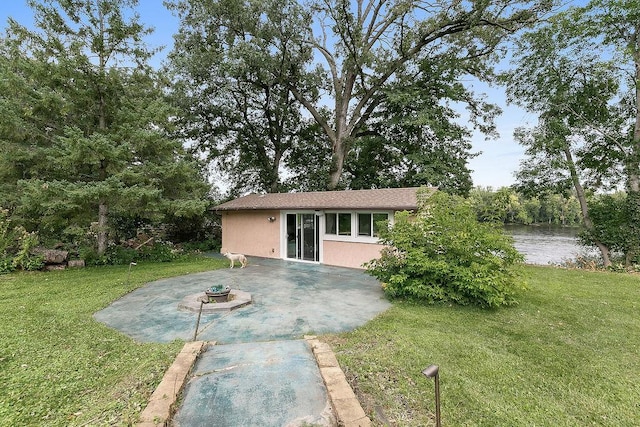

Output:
xmin=178 ymin=289 xmax=252 ymax=313
xmin=205 ymin=288 xmax=231 ymax=303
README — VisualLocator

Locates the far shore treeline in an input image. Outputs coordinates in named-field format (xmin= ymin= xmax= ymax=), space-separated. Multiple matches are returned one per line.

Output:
xmin=470 ymin=187 xmax=584 ymax=226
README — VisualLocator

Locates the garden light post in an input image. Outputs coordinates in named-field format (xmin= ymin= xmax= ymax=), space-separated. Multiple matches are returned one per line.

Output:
xmin=422 ymin=364 xmax=441 ymax=427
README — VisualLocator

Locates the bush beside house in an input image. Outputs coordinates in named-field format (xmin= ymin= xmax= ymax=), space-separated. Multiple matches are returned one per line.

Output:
xmin=366 ymin=191 xmax=526 ymax=308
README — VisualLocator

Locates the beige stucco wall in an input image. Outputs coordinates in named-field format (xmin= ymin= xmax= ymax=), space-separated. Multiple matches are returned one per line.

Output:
xmin=220 ymin=210 xmax=281 ymax=259
xmin=221 ymin=210 xmax=386 ymax=269
xmin=322 ymin=240 xmax=384 ymax=269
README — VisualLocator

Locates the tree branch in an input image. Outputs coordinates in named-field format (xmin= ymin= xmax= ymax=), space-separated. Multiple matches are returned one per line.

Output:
xmin=289 ymin=86 xmax=336 ymax=142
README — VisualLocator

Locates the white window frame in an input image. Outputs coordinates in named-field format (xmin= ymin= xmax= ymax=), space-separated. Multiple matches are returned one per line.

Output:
xmin=323 ymin=210 xmax=393 ymax=243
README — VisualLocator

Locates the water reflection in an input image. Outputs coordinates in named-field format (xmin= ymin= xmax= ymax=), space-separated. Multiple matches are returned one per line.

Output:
xmin=503 ymin=225 xmax=586 ymax=265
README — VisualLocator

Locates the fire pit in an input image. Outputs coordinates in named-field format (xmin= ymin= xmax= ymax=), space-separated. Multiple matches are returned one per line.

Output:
xmin=205 ymin=285 xmax=231 ymax=303
xmin=178 ymin=288 xmax=252 ymax=313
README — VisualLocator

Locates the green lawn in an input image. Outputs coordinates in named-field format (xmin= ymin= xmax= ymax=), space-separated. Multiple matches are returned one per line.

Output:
xmin=324 ymin=266 xmax=640 ymax=426
xmin=2 ymin=261 xmax=638 ymax=426
xmin=0 ymin=255 xmax=226 ymax=426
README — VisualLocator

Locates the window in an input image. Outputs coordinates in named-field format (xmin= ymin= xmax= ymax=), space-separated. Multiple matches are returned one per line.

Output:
xmin=325 ymin=211 xmax=389 ymax=239
xmin=358 ymin=213 xmax=389 ymax=237
xmin=338 ymin=213 xmax=351 ymax=235
xmin=326 ymin=213 xmax=352 ymax=236
xmin=373 ymin=213 xmax=388 ymax=237
xmin=358 ymin=213 xmax=371 ymax=236
xmin=325 ymin=213 xmax=337 ymax=235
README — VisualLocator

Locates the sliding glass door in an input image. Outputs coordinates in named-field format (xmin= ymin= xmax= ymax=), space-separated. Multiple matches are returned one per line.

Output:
xmin=285 ymin=213 xmax=319 ymax=262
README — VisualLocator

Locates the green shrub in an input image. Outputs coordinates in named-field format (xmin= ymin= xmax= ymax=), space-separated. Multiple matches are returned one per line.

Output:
xmin=139 ymin=242 xmax=177 ymax=262
xmin=12 ymin=230 xmax=43 ymax=271
xmin=0 ymin=257 xmax=14 ymax=274
xmin=0 ymin=208 xmax=13 ymax=256
xmin=0 ymin=209 xmax=45 ymax=272
xmin=180 ymin=240 xmax=220 ymax=253
xmin=106 ymin=246 xmax=138 ymax=265
xmin=582 ymin=192 xmax=640 ymax=267
xmin=79 ymin=246 xmax=135 ymax=266
xmin=19 ymin=255 xmax=45 ymax=271
xmin=81 ymin=242 xmax=177 ymax=266
xmin=366 ymin=190 xmax=526 ymax=308
xmin=78 ymin=246 xmax=106 ymax=266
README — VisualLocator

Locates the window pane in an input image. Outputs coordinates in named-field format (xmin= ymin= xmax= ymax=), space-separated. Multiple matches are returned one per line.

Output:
xmin=338 ymin=213 xmax=351 ymax=235
xmin=358 ymin=213 xmax=372 ymax=236
xmin=373 ymin=213 xmax=388 ymax=237
xmin=325 ymin=213 xmax=337 ymax=235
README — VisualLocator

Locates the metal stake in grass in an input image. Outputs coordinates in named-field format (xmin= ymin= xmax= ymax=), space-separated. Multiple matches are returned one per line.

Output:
xmin=422 ymin=365 xmax=441 ymax=427
xmin=126 ymin=262 xmax=137 ymax=286
xmin=193 ymin=296 xmax=208 ymax=341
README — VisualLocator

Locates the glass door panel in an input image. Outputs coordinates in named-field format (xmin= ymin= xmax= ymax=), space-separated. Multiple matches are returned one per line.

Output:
xmin=286 ymin=214 xmax=297 ymax=258
xmin=302 ymin=213 xmax=315 ymax=261
xmin=286 ymin=213 xmax=319 ymax=262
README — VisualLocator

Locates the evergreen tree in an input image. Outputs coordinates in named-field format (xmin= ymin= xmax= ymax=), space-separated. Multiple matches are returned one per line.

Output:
xmin=0 ymin=0 xmax=209 ymax=253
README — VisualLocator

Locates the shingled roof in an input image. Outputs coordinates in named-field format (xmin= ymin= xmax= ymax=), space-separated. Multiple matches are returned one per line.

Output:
xmin=215 ymin=187 xmax=431 ymax=211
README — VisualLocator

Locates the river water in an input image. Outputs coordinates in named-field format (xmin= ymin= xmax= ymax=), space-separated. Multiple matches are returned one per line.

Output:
xmin=504 ymin=225 xmax=587 ymax=265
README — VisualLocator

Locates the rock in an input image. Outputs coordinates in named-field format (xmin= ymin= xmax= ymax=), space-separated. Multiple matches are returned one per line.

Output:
xmin=68 ymin=259 xmax=85 ymax=268
xmin=34 ymin=248 xmax=69 ymax=264
xmin=42 ymin=249 xmax=68 ymax=264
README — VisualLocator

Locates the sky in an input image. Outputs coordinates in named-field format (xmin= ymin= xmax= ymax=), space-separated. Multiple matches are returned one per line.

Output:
xmin=0 ymin=0 xmax=536 ymax=189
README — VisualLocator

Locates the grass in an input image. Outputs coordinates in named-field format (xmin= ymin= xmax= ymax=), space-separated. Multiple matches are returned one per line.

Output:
xmin=2 ymin=259 xmax=638 ymax=426
xmin=0 ymin=255 xmax=226 ymax=426
xmin=324 ymin=266 xmax=640 ymax=426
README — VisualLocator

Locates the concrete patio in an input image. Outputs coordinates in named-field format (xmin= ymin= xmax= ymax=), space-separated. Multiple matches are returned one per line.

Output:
xmin=94 ymin=257 xmax=390 ymax=426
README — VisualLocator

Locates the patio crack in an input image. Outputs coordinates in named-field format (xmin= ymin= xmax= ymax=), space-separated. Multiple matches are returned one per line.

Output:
xmin=191 ymin=358 xmax=285 ymax=378
xmin=193 ymin=310 xmax=235 ymax=339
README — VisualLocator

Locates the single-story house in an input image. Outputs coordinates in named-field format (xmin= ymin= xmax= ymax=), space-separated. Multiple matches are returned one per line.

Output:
xmin=215 ymin=187 xmax=427 ymax=269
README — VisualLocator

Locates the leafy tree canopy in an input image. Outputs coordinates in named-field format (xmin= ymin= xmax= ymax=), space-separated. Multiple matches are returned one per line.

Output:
xmin=167 ymin=0 xmax=315 ymax=195
xmin=167 ymin=0 xmax=553 ymax=194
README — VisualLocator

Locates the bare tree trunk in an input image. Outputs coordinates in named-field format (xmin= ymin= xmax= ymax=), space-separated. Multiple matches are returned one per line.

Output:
xmin=97 ymin=201 xmax=108 ymax=255
xmin=327 ymin=67 xmax=355 ymax=190
xmin=563 ymin=146 xmax=612 ymax=267
xmin=624 ymin=48 xmax=640 ymax=266
xmin=96 ymin=3 xmax=109 ymax=255
xmin=328 ymin=142 xmax=348 ymax=190
xmin=632 ymin=39 xmax=640 ymax=173
xmin=635 ymin=53 xmax=640 ymax=148
xmin=268 ymin=149 xmax=283 ymax=193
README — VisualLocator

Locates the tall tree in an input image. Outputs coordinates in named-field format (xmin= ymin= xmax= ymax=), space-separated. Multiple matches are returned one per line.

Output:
xmin=293 ymin=0 xmax=552 ymax=189
xmin=588 ymin=0 xmax=640 ymax=265
xmin=168 ymin=0 xmax=553 ymax=192
xmin=167 ymin=0 xmax=314 ymax=195
xmin=286 ymin=57 xmax=492 ymax=194
xmin=503 ymin=0 xmax=640 ymax=266
xmin=1 ymin=0 xmax=210 ymax=253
